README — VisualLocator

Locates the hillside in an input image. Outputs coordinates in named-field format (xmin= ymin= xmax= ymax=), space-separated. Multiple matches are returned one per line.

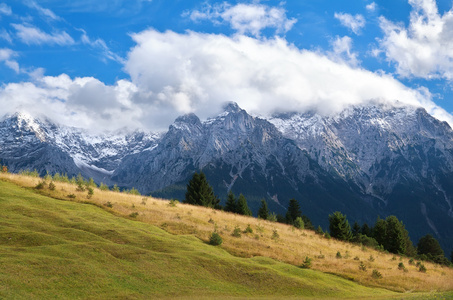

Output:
xmin=3 ymin=102 xmax=453 ymax=254
xmin=1 ymin=173 xmax=452 ymax=299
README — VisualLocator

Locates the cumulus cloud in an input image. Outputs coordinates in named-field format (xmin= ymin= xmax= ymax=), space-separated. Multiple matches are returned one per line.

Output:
xmin=334 ymin=12 xmax=366 ymax=35
xmin=2 ymin=28 xmax=453 ymax=132
xmin=185 ymin=3 xmax=297 ymax=37
xmin=378 ymin=0 xmax=453 ymax=80
xmin=366 ymin=2 xmax=377 ymax=12
xmin=0 ymin=75 xmax=145 ymax=132
xmin=125 ymin=29 xmax=452 ymax=126
xmin=12 ymin=23 xmax=75 ymax=46
xmin=329 ymin=36 xmax=360 ymax=66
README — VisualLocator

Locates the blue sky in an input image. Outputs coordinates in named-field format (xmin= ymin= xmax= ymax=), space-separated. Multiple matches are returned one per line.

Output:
xmin=1 ymin=0 xmax=453 ymax=132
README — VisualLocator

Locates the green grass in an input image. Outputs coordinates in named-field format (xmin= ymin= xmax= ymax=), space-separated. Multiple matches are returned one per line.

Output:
xmin=0 ymin=180 xmax=451 ymax=299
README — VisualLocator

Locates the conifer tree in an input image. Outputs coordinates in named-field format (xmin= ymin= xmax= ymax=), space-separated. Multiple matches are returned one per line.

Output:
xmin=328 ymin=211 xmax=353 ymax=241
xmin=417 ymin=234 xmax=444 ymax=258
xmin=385 ymin=215 xmax=407 ymax=254
xmin=285 ymin=198 xmax=301 ymax=225
xmin=352 ymin=221 xmax=361 ymax=237
xmin=236 ymin=194 xmax=252 ymax=216
xmin=184 ymin=172 xmax=220 ymax=208
xmin=257 ymin=198 xmax=269 ymax=220
xmin=224 ymin=191 xmax=238 ymax=213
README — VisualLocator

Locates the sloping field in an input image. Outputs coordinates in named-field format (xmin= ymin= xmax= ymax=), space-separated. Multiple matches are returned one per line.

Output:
xmin=0 ymin=174 xmax=452 ymax=299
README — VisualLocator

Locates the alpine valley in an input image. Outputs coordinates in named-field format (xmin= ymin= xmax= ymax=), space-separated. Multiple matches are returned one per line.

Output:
xmin=1 ymin=102 xmax=453 ymax=252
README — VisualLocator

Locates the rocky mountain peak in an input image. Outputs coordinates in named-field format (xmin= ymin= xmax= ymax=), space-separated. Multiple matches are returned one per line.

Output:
xmin=222 ymin=101 xmax=242 ymax=114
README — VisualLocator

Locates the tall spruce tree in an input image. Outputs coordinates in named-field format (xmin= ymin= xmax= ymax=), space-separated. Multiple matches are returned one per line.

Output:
xmin=184 ymin=172 xmax=220 ymax=208
xmin=352 ymin=221 xmax=361 ymax=237
xmin=237 ymin=194 xmax=252 ymax=216
xmin=257 ymin=198 xmax=269 ymax=220
xmin=385 ymin=215 xmax=407 ymax=254
xmin=286 ymin=198 xmax=301 ymax=225
xmin=328 ymin=211 xmax=353 ymax=241
xmin=224 ymin=191 xmax=238 ymax=213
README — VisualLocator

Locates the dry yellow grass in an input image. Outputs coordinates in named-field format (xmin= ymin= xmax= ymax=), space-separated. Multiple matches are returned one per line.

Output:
xmin=2 ymin=172 xmax=452 ymax=293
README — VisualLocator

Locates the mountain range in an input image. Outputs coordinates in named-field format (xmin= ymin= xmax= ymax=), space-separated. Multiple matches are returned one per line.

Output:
xmin=1 ymin=102 xmax=452 ymax=253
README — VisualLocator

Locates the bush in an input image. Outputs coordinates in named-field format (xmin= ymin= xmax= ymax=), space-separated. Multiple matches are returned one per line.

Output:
xmin=408 ymin=258 xmax=415 ymax=265
xmin=336 ymin=251 xmax=342 ymax=259
xmin=232 ymin=226 xmax=242 ymax=238
xmin=368 ymin=255 xmax=375 ymax=262
xmin=87 ymin=187 xmax=94 ymax=199
xmin=271 ymin=229 xmax=280 ymax=240
xmin=1 ymin=165 xmax=8 ymax=173
xmin=99 ymin=183 xmax=109 ymax=191
xmin=372 ymin=269 xmax=382 ymax=279
xmin=128 ymin=188 xmax=141 ymax=195
xmin=76 ymin=182 xmax=85 ymax=192
xmin=243 ymin=224 xmax=253 ymax=234
xmin=129 ymin=212 xmax=139 ymax=218
xmin=419 ymin=264 xmax=427 ymax=273
xmin=209 ymin=232 xmax=223 ymax=246
xmin=359 ymin=261 xmax=367 ymax=271
xmin=294 ymin=217 xmax=304 ymax=229
xmin=267 ymin=212 xmax=277 ymax=222
xmin=104 ymin=201 xmax=113 ymax=208
xmin=301 ymin=256 xmax=312 ymax=269
xmin=67 ymin=194 xmax=76 ymax=199
xmin=35 ymin=181 xmax=45 ymax=190
xmin=112 ymin=184 xmax=120 ymax=192
xmin=168 ymin=199 xmax=178 ymax=207
xmin=398 ymin=262 xmax=406 ymax=271
xmin=48 ymin=182 xmax=56 ymax=191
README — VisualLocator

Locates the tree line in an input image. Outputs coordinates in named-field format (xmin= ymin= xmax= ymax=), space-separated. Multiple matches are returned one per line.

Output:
xmin=184 ymin=171 xmax=453 ymax=266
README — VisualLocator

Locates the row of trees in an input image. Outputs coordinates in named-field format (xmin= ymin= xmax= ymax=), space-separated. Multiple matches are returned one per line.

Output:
xmin=328 ymin=211 xmax=451 ymax=265
xmin=184 ymin=171 xmax=451 ymax=265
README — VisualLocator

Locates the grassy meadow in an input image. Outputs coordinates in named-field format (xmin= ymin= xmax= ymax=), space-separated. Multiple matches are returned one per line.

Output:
xmin=1 ymin=172 xmax=452 ymax=299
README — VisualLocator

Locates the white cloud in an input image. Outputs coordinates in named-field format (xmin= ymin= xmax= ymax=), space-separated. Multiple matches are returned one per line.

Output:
xmin=0 ymin=29 xmax=12 ymax=43
xmin=125 ymin=29 xmax=452 ymax=127
xmin=0 ymin=75 xmax=145 ymax=133
xmin=2 ymin=28 xmax=453 ymax=132
xmin=329 ymin=36 xmax=360 ymax=66
xmin=0 ymin=48 xmax=20 ymax=73
xmin=25 ymin=0 xmax=61 ymax=21
xmin=80 ymin=30 xmax=125 ymax=63
xmin=334 ymin=12 xmax=366 ymax=35
xmin=378 ymin=0 xmax=453 ymax=80
xmin=366 ymin=2 xmax=377 ymax=12
xmin=186 ymin=3 xmax=297 ymax=37
xmin=0 ymin=3 xmax=12 ymax=16
xmin=12 ymin=23 xmax=75 ymax=46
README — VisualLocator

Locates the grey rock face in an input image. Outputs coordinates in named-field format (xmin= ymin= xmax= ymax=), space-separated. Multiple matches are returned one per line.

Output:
xmin=1 ymin=102 xmax=453 ymax=252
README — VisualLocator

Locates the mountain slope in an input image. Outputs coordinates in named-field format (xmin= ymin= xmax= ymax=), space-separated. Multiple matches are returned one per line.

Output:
xmin=1 ymin=102 xmax=453 ymax=252
xmin=0 ymin=178 xmax=407 ymax=299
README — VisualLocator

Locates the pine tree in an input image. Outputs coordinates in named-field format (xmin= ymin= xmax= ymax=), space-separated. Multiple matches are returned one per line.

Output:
xmin=224 ymin=191 xmax=238 ymax=213
xmin=372 ymin=217 xmax=387 ymax=247
xmin=285 ymin=198 xmax=301 ymax=225
xmin=236 ymin=194 xmax=252 ymax=216
xmin=328 ymin=211 xmax=353 ymax=241
xmin=384 ymin=215 xmax=406 ymax=254
xmin=361 ymin=223 xmax=371 ymax=237
xmin=257 ymin=198 xmax=269 ymax=220
xmin=417 ymin=234 xmax=444 ymax=258
xmin=184 ymin=172 xmax=220 ymax=208
xmin=352 ymin=221 xmax=361 ymax=237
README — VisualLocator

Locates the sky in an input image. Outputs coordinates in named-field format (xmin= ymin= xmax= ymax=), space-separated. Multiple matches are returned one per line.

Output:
xmin=1 ymin=0 xmax=453 ymax=132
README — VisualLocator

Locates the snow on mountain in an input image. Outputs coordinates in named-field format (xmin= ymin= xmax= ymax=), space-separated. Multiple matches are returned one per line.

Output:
xmin=1 ymin=103 xmax=453 ymax=252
